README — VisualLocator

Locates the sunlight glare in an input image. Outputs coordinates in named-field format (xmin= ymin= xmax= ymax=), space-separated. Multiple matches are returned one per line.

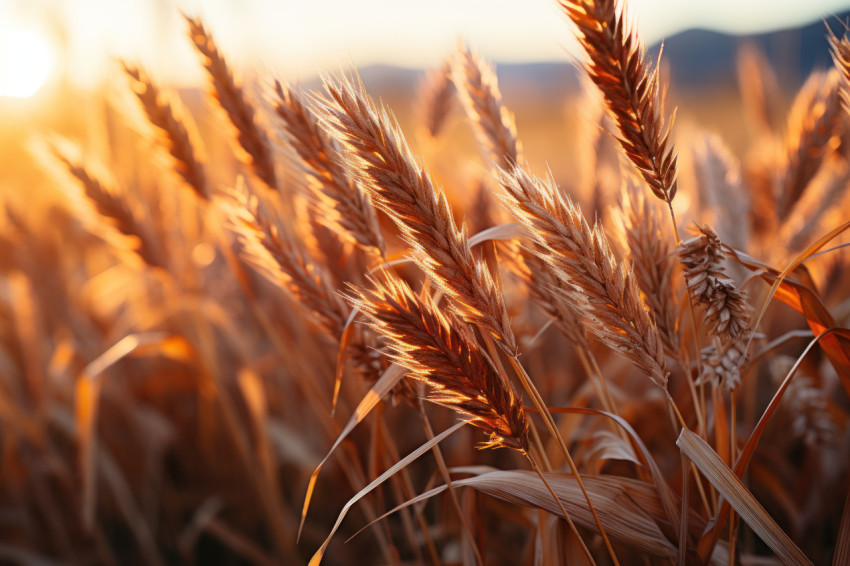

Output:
xmin=0 ymin=27 xmax=55 ymax=98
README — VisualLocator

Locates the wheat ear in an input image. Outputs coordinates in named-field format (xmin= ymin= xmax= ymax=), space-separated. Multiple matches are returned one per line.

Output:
xmin=316 ymin=73 xmax=517 ymax=354
xmin=417 ymin=59 xmax=456 ymax=139
xmin=44 ymin=140 xmax=164 ymax=269
xmin=349 ymin=274 xmax=529 ymax=451
xmin=499 ymin=165 xmax=667 ymax=389
xmin=558 ymin=0 xmax=677 ymax=206
xmin=184 ymin=15 xmax=278 ymax=192
xmin=678 ymin=225 xmax=752 ymax=391
xmin=615 ymin=181 xmax=680 ymax=357
xmin=736 ymin=43 xmax=781 ymax=137
xmin=273 ymin=81 xmax=385 ymax=258
xmin=225 ymin=188 xmax=385 ymax=380
xmin=452 ymin=44 xmax=521 ymax=166
xmin=122 ymin=62 xmax=210 ymax=201
xmin=830 ymin=27 xmax=850 ymax=102
xmin=779 ymin=69 xmax=842 ymax=221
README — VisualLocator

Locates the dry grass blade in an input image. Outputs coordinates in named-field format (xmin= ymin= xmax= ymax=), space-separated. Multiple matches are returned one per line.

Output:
xmin=299 ymin=365 xmax=407 ymax=540
xmin=273 ymin=81 xmax=385 ymax=257
xmin=317 ymin=72 xmax=517 ymax=354
xmin=677 ymin=428 xmax=812 ymax=566
xmin=349 ymin=274 xmax=530 ymax=451
xmin=184 ymin=14 xmax=278 ymax=191
xmin=558 ymin=0 xmax=678 ymax=205
xmin=122 ymin=61 xmax=210 ymax=201
xmin=366 ymin=468 xmax=677 ymax=558
xmin=452 ymin=44 xmax=521 ymax=166
xmin=308 ymin=421 xmax=467 ymax=566
xmin=499 ymin=165 xmax=667 ymax=389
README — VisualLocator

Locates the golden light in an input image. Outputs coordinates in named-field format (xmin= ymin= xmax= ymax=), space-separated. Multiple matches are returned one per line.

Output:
xmin=0 ymin=27 xmax=55 ymax=98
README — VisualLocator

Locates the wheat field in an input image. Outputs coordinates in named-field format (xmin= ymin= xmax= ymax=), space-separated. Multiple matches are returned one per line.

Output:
xmin=1 ymin=1 xmax=850 ymax=565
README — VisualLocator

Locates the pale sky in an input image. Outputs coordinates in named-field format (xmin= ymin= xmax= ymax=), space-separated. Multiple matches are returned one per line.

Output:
xmin=5 ymin=0 xmax=850 ymax=87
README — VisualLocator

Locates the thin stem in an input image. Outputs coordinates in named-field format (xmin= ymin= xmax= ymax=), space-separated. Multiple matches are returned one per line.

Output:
xmin=417 ymin=404 xmax=484 ymax=566
xmin=525 ymin=453 xmax=597 ymax=565
xmin=508 ymin=355 xmax=621 ymax=566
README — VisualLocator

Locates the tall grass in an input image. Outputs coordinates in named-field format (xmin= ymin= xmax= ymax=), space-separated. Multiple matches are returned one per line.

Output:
xmin=2 ymin=2 xmax=849 ymax=565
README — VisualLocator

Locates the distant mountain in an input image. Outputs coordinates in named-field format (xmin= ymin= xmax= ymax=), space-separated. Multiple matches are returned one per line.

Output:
xmin=647 ymin=10 xmax=850 ymax=90
xmin=350 ymin=10 xmax=850 ymax=99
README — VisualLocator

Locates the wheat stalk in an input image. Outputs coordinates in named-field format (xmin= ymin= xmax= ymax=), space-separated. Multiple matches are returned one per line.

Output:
xmin=185 ymin=15 xmax=278 ymax=192
xmin=316 ymin=72 xmax=517 ymax=354
xmin=779 ymin=69 xmax=843 ymax=221
xmin=678 ymin=225 xmax=752 ymax=390
xmin=349 ymin=274 xmax=529 ymax=451
xmin=499 ymin=164 xmax=667 ymax=390
xmin=736 ymin=43 xmax=781 ymax=137
xmin=44 ymin=140 xmax=164 ymax=270
xmin=225 ymin=187 xmax=386 ymax=384
xmin=417 ymin=59 xmax=456 ymax=139
xmin=558 ymin=0 xmax=677 ymax=206
xmin=614 ymin=181 xmax=680 ymax=357
xmin=122 ymin=62 xmax=210 ymax=201
xmin=273 ymin=81 xmax=385 ymax=258
xmin=452 ymin=44 xmax=521 ymax=167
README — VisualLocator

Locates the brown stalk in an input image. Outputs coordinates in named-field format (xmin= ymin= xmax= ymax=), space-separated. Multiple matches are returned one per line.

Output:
xmin=316 ymin=72 xmax=517 ymax=355
xmin=558 ymin=0 xmax=678 ymax=206
xmin=499 ymin=165 xmax=668 ymax=390
xmin=184 ymin=15 xmax=278 ymax=192
xmin=121 ymin=62 xmax=210 ymax=201
xmin=273 ymin=81 xmax=385 ymax=258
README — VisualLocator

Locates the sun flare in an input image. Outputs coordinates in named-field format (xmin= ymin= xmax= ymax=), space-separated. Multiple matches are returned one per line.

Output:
xmin=0 ymin=27 xmax=55 ymax=98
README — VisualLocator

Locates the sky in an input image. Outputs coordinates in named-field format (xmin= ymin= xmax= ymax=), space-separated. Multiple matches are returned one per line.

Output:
xmin=4 ymin=0 xmax=850 ymax=89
